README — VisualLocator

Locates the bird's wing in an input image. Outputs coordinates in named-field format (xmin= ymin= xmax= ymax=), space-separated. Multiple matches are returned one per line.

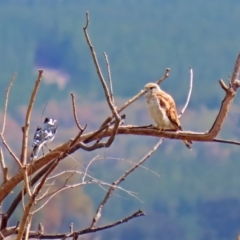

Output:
xmin=43 ymin=124 xmax=58 ymax=142
xmin=156 ymin=90 xmax=182 ymax=130
xmin=32 ymin=127 xmax=43 ymax=147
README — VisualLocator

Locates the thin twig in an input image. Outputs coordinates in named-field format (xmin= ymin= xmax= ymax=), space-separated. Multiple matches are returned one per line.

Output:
xmin=103 ymin=52 xmax=114 ymax=104
xmin=178 ymin=66 xmax=193 ymax=118
xmin=0 ymin=72 xmax=21 ymax=168
xmin=83 ymin=11 xmax=121 ymax=150
xmin=83 ymin=12 xmax=118 ymax=118
xmin=31 ymin=182 xmax=90 ymax=214
xmin=0 ymin=135 xmax=22 ymax=168
xmin=0 ymin=148 xmax=8 ymax=183
xmin=20 ymin=70 xmax=43 ymax=166
xmin=1 ymin=73 xmax=17 ymax=135
xmin=70 ymin=93 xmax=86 ymax=131
xmin=156 ymin=68 xmax=171 ymax=85
xmin=46 ymin=170 xmax=83 ymax=181
xmin=213 ymin=138 xmax=240 ymax=145
xmin=90 ymin=138 xmax=163 ymax=228
xmin=82 ymin=155 xmax=100 ymax=183
xmin=231 ymin=52 xmax=240 ymax=90
xmin=34 ymin=180 xmax=55 ymax=202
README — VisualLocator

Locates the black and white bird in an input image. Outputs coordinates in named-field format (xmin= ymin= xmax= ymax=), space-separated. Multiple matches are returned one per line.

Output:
xmin=31 ymin=118 xmax=58 ymax=159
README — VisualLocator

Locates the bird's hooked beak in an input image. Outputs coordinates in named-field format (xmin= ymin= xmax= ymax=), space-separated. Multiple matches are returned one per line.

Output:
xmin=144 ymin=86 xmax=150 ymax=93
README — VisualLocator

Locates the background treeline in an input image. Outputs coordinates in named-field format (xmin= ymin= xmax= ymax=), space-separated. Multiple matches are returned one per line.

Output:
xmin=1 ymin=1 xmax=240 ymax=240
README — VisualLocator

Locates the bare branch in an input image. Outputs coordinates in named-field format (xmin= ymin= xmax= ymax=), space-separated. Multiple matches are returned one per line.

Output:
xmin=82 ymin=155 xmax=100 ymax=183
xmin=70 ymin=93 xmax=86 ymax=131
xmin=213 ymin=138 xmax=240 ymax=146
xmin=23 ymin=167 xmax=32 ymax=198
xmin=231 ymin=52 xmax=240 ymax=90
xmin=83 ymin=12 xmax=122 ymax=153
xmin=90 ymin=139 xmax=163 ymax=228
xmin=156 ymin=68 xmax=171 ymax=85
xmin=83 ymin=12 xmax=118 ymax=117
xmin=178 ymin=66 xmax=193 ymax=118
xmin=83 ymin=11 xmax=89 ymax=30
xmin=20 ymin=69 xmax=43 ymax=166
xmin=34 ymin=180 xmax=55 ymax=202
xmin=0 ymin=135 xmax=22 ymax=168
xmin=103 ymin=52 xmax=114 ymax=104
xmin=0 ymin=148 xmax=8 ymax=184
xmin=0 ymin=72 xmax=21 ymax=168
xmin=1 ymin=72 xmax=17 ymax=135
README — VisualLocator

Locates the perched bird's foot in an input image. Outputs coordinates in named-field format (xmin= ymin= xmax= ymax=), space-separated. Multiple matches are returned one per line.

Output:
xmin=164 ymin=128 xmax=177 ymax=132
xmin=44 ymin=143 xmax=52 ymax=152
xmin=147 ymin=124 xmax=155 ymax=128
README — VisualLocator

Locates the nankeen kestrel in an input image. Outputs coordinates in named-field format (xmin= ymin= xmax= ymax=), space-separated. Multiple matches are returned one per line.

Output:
xmin=144 ymin=82 xmax=192 ymax=149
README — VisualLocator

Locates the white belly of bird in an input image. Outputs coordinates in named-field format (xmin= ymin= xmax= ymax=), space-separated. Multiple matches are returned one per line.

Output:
xmin=146 ymin=97 xmax=174 ymax=129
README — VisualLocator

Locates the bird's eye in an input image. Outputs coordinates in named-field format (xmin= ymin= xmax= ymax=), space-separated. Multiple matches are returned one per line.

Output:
xmin=150 ymin=87 xmax=154 ymax=90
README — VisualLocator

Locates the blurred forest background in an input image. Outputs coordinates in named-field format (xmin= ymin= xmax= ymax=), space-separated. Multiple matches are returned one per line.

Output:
xmin=1 ymin=1 xmax=240 ymax=240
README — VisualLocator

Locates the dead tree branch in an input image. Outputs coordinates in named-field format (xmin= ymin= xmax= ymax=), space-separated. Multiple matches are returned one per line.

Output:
xmin=1 ymin=73 xmax=17 ymax=135
xmin=0 ymin=73 xmax=22 ymax=168
xmin=90 ymin=138 xmax=163 ymax=228
xmin=83 ymin=11 xmax=121 ymax=149
xmin=179 ymin=66 xmax=193 ymax=118
xmin=70 ymin=93 xmax=86 ymax=132
xmin=20 ymin=70 xmax=43 ymax=166
xmin=103 ymin=52 xmax=114 ymax=104
xmin=0 ymin=148 xmax=8 ymax=184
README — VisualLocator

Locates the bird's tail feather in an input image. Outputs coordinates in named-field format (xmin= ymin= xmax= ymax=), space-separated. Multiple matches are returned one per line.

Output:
xmin=31 ymin=142 xmax=45 ymax=159
xmin=31 ymin=145 xmax=40 ymax=159
xmin=183 ymin=140 xmax=192 ymax=150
